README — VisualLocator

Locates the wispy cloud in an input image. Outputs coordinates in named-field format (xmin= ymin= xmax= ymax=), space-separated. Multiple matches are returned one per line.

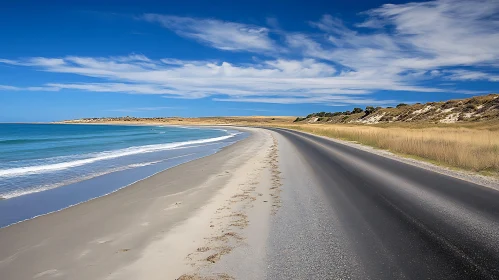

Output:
xmin=0 ymin=84 xmax=60 ymax=91
xmin=444 ymin=70 xmax=499 ymax=82
xmin=143 ymin=14 xmax=278 ymax=53
xmin=0 ymin=55 xmax=438 ymax=105
xmin=213 ymin=96 xmax=398 ymax=106
xmin=1 ymin=0 xmax=498 ymax=106
xmin=295 ymin=0 xmax=499 ymax=78
xmin=353 ymin=0 xmax=499 ymax=71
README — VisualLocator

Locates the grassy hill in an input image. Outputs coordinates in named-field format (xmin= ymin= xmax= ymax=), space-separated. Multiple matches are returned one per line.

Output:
xmin=284 ymin=94 xmax=499 ymax=177
xmin=295 ymin=94 xmax=499 ymax=125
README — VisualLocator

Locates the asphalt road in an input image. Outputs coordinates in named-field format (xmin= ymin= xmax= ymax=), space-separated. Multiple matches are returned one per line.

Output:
xmin=265 ymin=128 xmax=499 ymax=280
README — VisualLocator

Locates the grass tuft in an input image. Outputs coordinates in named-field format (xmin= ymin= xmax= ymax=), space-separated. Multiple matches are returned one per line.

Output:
xmin=278 ymin=123 xmax=499 ymax=176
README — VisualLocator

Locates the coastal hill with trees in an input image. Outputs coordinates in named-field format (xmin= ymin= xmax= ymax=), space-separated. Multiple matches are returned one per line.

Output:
xmin=294 ymin=94 xmax=499 ymax=124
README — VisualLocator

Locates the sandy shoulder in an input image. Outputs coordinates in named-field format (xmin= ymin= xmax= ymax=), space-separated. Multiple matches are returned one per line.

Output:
xmin=108 ymin=128 xmax=279 ymax=280
xmin=0 ymin=128 xmax=277 ymax=280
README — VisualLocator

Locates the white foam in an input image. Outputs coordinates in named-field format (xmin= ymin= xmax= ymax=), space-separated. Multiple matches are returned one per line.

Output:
xmin=0 ymin=151 xmax=214 ymax=229
xmin=0 ymin=133 xmax=236 ymax=178
xmin=0 ymin=154 xmax=193 ymax=199
xmin=128 ymin=160 xmax=163 ymax=168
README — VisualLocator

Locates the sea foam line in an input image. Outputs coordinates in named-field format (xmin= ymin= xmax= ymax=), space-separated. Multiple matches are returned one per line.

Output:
xmin=0 ymin=133 xmax=236 ymax=178
xmin=0 ymin=155 xmax=193 ymax=200
xmin=0 ymin=152 xmax=207 ymax=229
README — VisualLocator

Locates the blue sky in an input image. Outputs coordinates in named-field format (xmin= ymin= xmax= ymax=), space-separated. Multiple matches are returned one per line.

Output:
xmin=1 ymin=0 xmax=499 ymax=122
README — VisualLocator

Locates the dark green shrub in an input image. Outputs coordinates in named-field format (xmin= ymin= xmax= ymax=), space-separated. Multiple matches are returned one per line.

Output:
xmin=361 ymin=106 xmax=377 ymax=119
xmin=442 ymin=101 xmax=457 ymax=109
xmin=352 ymin=107 xmax=364 ymax=114
xmin=463 ymin=104 xmax=476 ymax=112
xmin=466 ymin=98 xmax=480 ymax=105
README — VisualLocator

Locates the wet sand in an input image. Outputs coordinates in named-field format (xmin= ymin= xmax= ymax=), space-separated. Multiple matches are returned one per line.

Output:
xmin=0 ymin=127 xmax=276 ymax=280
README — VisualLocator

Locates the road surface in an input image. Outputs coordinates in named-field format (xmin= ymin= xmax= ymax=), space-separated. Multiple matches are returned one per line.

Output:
xmin=266 ymin=128 xmax=499 ymax=280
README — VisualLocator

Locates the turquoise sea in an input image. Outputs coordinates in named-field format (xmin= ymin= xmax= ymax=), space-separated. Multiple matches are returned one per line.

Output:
xmin=0 ymin=123 xmax=245 ymax=227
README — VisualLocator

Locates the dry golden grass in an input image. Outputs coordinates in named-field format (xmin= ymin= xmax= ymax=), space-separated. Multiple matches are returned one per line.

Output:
xmin=277 ymin=123 xmax=499 ymax=176
xmin=63 ymin=116 xmax=499 ymax=176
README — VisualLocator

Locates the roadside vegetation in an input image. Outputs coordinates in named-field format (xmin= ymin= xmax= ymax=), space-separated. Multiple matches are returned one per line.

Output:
xmin=283 ymin=94 xmax=499 ymax=176
xmin=64 ymin=93 xmax=499 ymax=177
xmin=277 ymin=122 xmax=499 ymax=177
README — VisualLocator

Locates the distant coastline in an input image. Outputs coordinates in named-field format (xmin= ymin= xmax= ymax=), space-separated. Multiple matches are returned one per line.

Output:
xmin=57 ymin=116 xmax=296 ymax=127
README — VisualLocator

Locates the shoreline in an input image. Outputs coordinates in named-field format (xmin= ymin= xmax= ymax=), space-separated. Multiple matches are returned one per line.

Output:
xmin=54 ymin=120 xmax=499 ymax=182
xmin=0 ymin=127 xmax=275 ymax=280
xmin=0 ymin=125 xmax=246 ymax=228
xmin=0 ymin=152 xmax=220 ymax=229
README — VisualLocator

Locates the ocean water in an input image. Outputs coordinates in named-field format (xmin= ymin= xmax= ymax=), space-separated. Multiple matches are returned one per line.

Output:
xmin=0 ymin=123 xmax=245 ymax=227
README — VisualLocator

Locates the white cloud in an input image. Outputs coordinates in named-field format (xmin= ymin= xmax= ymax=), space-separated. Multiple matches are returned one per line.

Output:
xmin=298 ymin=0 xmax=499 ymax=81
xmin=310 ymin=15 xmax=356 ymax=37
xmin=285 ymin=33 xmax=333 ymax=61
xmin=0 ymin=84 xmax=60 ymax=91
xmin=0 ymin=54 xmax=471 ymax=104
xmin=143 ymin=14 xmax=277 ymax=52
xmin=0 ymin=85 xmax=20 ymax=91
xmin=0 ymin=59 xmax=24 ymax=65
xmin=214 ymin=96 xmax=397 ymax=106
xmin=360 ymin=0 xmax=499 ymax=67
xmin=0 ymin=54 xmax=425 ymax=104
xmin=445 ymin=70 xmax=499 ymax=82
xmin=1 ymin=0 xmax=498 ymax=106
